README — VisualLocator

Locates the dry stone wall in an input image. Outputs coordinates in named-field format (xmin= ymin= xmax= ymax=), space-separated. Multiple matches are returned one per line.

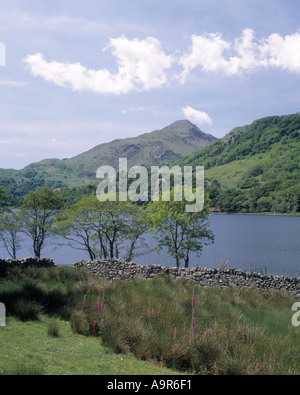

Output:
xmin=0 ymin=257 xmax=54 ymax=275
xmin=74 ymin=259 xmax=300 ymax=296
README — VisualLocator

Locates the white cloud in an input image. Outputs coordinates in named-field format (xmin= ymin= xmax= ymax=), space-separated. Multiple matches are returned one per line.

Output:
xmin=182 ymin=106 xmax=213 ymax=126
xmin=179 ymin=33 xmax=230 ymax=82
xmin=24 ymin=36 xmax=173 ymax=95
xmin=121 ymin=106 xmax=144 ymax=114
xmin=261 ymin=31 xmax=300 ymax=73
xmin=0 ymin=79 xmax=27 ymax=87
xmin=179 ymin=29 xmax=300 ymax=81
xmin=24 ymin=29 xmax=300 ymax=94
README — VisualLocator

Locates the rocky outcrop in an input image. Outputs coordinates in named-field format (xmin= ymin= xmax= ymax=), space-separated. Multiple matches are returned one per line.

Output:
xmin=74 ymin=259 xmax=300 ymax=296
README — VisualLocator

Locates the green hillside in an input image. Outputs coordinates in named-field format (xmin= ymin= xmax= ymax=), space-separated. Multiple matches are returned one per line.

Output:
xmin=178 ymin=113 xmax=300 ymax=213
xmin=1 ymin=113 xmax=299 ymax=213
xmin=0 ymin=120 xmax=216 ymax=200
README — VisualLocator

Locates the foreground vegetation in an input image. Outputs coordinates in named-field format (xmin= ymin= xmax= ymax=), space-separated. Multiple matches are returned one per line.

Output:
xmin=0 ymin=317 xmax=182 ymax=375
xmin=0 ymin=266 xmax=299 ymax=375
xmin=0 ymin=266 xmax=181 ymax=375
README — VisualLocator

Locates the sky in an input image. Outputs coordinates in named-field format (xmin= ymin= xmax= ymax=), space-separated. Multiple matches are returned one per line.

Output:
xmin=0 ymin=0 xmax=300 ymax=169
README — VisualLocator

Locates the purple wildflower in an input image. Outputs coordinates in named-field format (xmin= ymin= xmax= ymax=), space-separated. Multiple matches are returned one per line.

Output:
xmin=192 ymin=293 xmax=195 ymax=308
xmin=97 ymin=295 xmax=101 ymax=313
xmin=149 ymin=305 xmax=152 ymax=327
xmin=191 ymin=317 xmax=195 ymax=334
xmin=256 ymin=362 xmax=260 ymax=374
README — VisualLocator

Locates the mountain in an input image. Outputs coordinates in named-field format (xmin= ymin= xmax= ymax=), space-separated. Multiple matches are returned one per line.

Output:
xmin=0 ymin=120 xmax=216 ymax=199
xmin=177 ymin=113 xmax=300 ymax=213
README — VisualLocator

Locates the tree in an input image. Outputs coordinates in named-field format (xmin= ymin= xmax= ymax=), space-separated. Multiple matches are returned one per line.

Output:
xmin=54 ymin=198 xmax=98 ymax=261
xmin=0 ymin=209 xmax=23 ymax=259
xmin=256 ymin=196 xmax=273 ymax=213
xmin=123 ymin=206 xmax=149 ymax=262
xmin=55 ymin=195 xmax=148 ymax=261
xmin=148 ymin=188 xmax=214 ymax=268
xmin=0 ymin=186 xmax=6 ymax=207
xmin=295 ymin=190 xmax=300 ymax=212
xmin=21 ymin=186 xmax=62 ymax=258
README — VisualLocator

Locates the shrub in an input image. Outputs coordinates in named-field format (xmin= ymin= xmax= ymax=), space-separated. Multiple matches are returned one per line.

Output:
xmin=14 ymin=299 xmax=43 ymax=321
xmin=22 ymin=279 xmax=46 ymax=301
xmin=47 ymin=319 xmax=60 ymax=337
xmin=73 ymin=277 xmax=107 ymax=295
xmin=70 ymin=309 xmax=89 ymax=335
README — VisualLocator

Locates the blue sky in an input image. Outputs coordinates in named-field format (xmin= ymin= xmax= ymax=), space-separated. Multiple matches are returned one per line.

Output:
xmin=0 ymin=0 xmax=300 ymax=169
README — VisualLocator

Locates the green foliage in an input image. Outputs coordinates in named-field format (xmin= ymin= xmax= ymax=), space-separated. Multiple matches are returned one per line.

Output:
xmin=21 ymin=186 xmax=62 ymax=257
xmin=0 ymin=186 xmax=213 ymax=266
xmin=60 ymin=184 xmax=97 ymax=206
xmin=0 ymin=209 xmax=23 ymax=258
xmin=55 ymin=195 xmax=149 ymax=261
xmin=0 ymin=186 xmax=16 ymax=207
xmin=47 ymin=319 xmax=61 ymax=337
xmin=13 ymin=299 xmax=43 ymax=322
xmin=180 ymin=114 xmax=300 ymax=168
xmin=0 ymin=186 xmax=5 ymax=206
xmin=179 ymin=114 xmax=300 ymax=213
xmin=147 ymin=189 xmax=214 ymax=267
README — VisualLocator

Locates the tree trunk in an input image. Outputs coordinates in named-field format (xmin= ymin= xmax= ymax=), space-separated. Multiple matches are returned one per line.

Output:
xmin=184 ymin=256 xmax=189 ymax=268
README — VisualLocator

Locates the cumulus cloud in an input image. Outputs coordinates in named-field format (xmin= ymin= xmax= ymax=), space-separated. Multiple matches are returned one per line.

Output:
xmin=24 ymin=36 xmax=173 ymax=95
xmin=179 ymin=33 xmax=230 ymax=82
xmin=179 ymin=29 xmax=300 ymax=82
xmin=24 ymin=30 xmax=300 ymax=94
xmin=182 ymin=106 xmax=213 ymax=126
xmin=261 ymin=31 xmax=300 ymax=73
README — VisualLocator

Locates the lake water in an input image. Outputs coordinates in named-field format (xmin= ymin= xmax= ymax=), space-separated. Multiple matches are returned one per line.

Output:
xmin=0 ymin=214 xmax=299 ymax=278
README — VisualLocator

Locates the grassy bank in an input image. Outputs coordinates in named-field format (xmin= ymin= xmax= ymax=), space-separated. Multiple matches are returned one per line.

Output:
xmin=0 ymin=317 xmax=182 ymax=375
xmin=0 ymin=266 xmax=299 ymax=375
xmin=0 ymin=266 xmax=181 ymax=375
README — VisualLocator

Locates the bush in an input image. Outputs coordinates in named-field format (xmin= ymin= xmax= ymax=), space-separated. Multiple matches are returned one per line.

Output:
xmin=22 ymin=279 xmax=46 ymax=301
xmin=47 ymin=319 xmax=60 ymax=337
xmin=14 ymin=299 xmax=43 ymax=321
xmin=70 ymin=310 xmax=89 ymax=335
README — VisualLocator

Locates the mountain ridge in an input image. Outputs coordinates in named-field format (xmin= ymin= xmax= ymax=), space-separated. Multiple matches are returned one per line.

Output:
xmin=0 ymin=120 xmax=216 ymax=199
xmin=1 ymin=112 xmax=299 ymax=213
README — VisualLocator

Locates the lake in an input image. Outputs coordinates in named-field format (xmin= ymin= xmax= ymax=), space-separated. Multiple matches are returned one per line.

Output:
xmin=0 ymin=214 xmax=299 ymax=278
